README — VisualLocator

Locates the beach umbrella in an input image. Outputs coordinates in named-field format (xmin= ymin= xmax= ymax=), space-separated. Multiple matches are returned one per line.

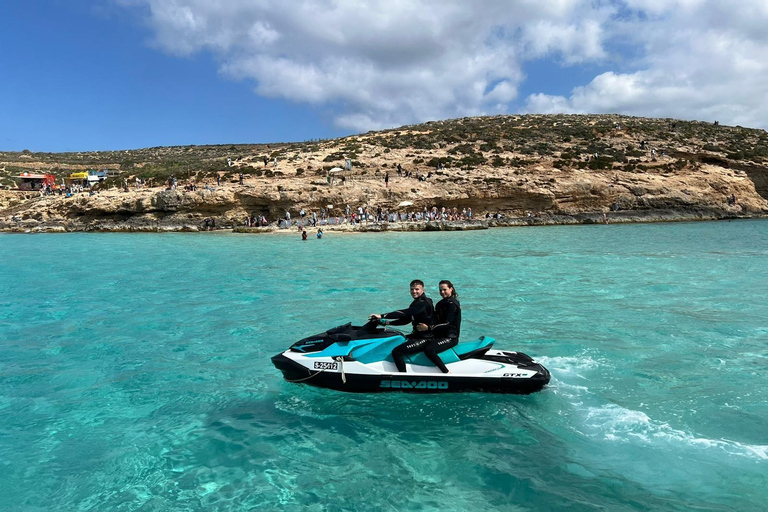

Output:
xmin=328 ymin=167 xmax=344 ymax=173
xmin=326 ymin=204 xmax=334 ymax=209
xmin=398 ymin=201 xmax=414 ymax=207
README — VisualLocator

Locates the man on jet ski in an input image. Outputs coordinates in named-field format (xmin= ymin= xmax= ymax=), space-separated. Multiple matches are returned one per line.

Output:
xmin=369 ymin=279 xmax=435 ymax=373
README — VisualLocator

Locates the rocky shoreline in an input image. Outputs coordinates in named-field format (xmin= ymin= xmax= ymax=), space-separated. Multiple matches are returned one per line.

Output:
xmin=1 ymin=203 xmax=760 ymax=234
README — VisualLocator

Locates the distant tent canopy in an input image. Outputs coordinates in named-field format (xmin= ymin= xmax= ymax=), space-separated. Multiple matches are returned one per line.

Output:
xmin=327 ymin=167 xmax=348 ymax=184
xmin=15 ymin=173 xmax=49 ymax=179
xmin=398 ymin=201 xmax=414 ymax=207
xmin=15 ymin=173 xmax=56 ymax=191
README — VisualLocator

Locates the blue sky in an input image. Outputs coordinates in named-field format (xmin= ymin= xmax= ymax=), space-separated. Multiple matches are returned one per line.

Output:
xmin=2 ymin=1 xmax=768 ymax=152
xmin=0 ymin=2 xmax=345 ymax=152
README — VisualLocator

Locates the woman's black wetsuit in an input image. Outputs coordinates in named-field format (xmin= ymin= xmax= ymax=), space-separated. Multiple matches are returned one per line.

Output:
xmin=424 ymin=296 xmax=461 ymax=373
xmin=381 ymin=295 xmax=434 ymax=372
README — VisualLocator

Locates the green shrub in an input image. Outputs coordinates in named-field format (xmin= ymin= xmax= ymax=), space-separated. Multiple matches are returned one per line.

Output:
xmin=458 ymin=153 xmax=487 ymax=167
xmin=323 ymin=152 xmax=344 ymax=162
xmin=588 ymin=157 xmax=614 ymax=170
xmin=425 ymin=157 xmax=453 ymax=168
xmin=448 ymin=144 xmax=475 ymax=155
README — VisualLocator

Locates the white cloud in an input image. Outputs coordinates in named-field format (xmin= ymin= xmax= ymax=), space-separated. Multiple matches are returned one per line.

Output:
xmin=121 ymin=0 xmax=768 ymax=131
xmin=523 ymin=1 xmax=768 ymax=128
xmin=520 ymin=17 xmax=610 ymax=63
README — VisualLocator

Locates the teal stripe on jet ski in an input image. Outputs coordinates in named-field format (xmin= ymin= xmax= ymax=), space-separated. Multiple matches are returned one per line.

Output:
xmin=306 ymin=335 xmax=496 ymax=366
xmin=305 ymin=336 xmax=406 ymax=361
xmin=407 ymin=350 xmax=460 ymax=366
xmin=349 ymin=337 xmax=407 ymax=363
xmin=456 ymin=336 xmax=495 ymax=354
xmin=406 ymin=337 xmax=494 ymax=367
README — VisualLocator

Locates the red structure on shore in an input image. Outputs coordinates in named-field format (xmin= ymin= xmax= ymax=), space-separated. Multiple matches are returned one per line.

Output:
xmin=15 ymin=172 xmax=57 ymax=191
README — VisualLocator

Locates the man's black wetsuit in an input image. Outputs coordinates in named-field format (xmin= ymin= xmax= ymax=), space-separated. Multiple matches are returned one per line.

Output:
xmin=381 ymin=295 xmax=434 ymax=372
xmin=425 ymin=296 xmax=462 ymax=373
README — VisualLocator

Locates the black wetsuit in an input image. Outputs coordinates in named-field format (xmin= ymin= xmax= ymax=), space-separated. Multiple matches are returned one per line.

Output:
xmin=424 ymin=296 xmax=462 ymax=373
xmin=432 ymin=296 xmax=461 ymax=339
xmin=381 ymin=295 xmax=434 ymax=372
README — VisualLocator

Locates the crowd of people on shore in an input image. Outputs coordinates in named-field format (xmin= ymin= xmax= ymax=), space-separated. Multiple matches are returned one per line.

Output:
xmin=235 ymin=204 xmax=530 ymax=229
xmin=265 ymin=204 xmax=476 ymax=229
xmin=37 ymin=184 xmax=83 ymax=197
xmin=244 ymin=215 xmax=270 ymax=227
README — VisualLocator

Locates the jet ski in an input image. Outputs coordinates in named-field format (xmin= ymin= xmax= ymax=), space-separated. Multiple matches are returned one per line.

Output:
xmin=271 ymin=321 xmax=550 ymax=394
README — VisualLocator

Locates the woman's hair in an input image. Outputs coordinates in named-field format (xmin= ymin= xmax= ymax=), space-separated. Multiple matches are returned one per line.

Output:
xmin=439 ymin=280 xmax=458 ymax=298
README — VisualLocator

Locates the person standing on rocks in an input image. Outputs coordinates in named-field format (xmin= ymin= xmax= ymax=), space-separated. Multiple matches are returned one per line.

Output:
xmin=385 ymin=172 xmax=389 ymax=188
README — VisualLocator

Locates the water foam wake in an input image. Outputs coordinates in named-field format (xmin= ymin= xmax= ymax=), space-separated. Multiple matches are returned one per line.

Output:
xmin=536 ymin=355 xmax=600 ymax=377
xmin=584 ymin=404 xmax=768 ymax=461
xmin=539 ymin=354 xmax=768 ymax=462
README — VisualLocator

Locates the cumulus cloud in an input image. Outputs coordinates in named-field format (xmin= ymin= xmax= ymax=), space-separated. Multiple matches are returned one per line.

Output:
xmin=524 ymin=1 xmax=768 ymax=128
xmin=120 ymin=0 xmax=768 ymax=131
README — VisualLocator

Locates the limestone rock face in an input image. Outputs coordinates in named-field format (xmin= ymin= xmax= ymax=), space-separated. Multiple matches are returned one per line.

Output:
xmin=2 ymin=114 xmax=768 ymax=232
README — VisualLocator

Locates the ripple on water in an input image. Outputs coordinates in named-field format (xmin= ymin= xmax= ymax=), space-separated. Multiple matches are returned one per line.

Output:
xmin=1 ymin=223 xmax=767 ymax=511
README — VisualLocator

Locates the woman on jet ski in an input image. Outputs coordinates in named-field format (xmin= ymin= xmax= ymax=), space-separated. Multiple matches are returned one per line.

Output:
xmin=369 ymin=279 xmax=435 ymax=373
xmin=416 ymin=280 xmax=461 ymax=374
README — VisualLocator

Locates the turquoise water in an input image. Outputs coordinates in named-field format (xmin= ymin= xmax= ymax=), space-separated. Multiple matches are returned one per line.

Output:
xmin=1 ymin=221 xmax=767 ymax=511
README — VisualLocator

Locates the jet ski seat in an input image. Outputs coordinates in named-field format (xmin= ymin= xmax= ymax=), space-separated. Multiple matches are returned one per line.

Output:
xmin=303 ymin=328 xmax=496 ymax=372
xmin=405 ymin=336 xmax=495 ymax=367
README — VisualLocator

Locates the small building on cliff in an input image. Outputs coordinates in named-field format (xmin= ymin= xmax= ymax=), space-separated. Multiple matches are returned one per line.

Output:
xmin=65 ymin=170 xmax=109 ymax=189
xmin=15 ymin=172 xmax=56 ymax=191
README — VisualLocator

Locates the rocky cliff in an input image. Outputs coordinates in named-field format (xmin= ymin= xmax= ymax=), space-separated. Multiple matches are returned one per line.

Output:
xmin=2 ymin=114 xmax=767 ymax=232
